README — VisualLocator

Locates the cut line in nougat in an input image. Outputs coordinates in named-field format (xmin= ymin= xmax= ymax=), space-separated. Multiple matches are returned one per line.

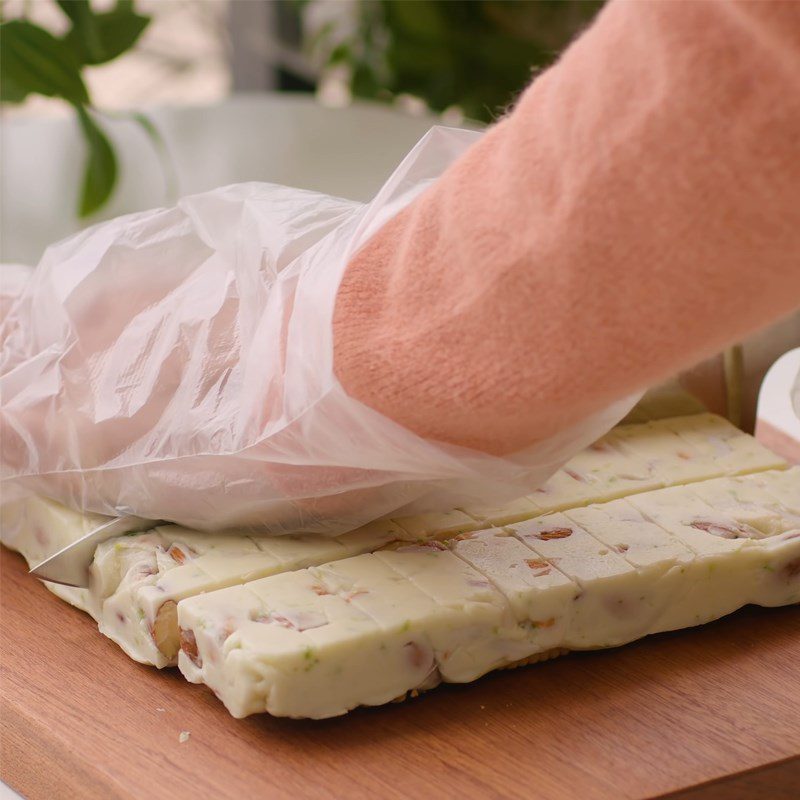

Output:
xmin=176 ymin=469 xmax=799 ymax=719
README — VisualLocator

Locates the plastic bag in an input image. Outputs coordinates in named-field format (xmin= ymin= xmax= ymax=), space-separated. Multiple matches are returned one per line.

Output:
xmin=0 ymin=127 xmax=638 ymax=533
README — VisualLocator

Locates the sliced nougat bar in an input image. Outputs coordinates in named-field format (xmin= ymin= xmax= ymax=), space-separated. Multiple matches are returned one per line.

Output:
xmin=93 ymin=509 xmax=488 ymax=668
xmin=91 ymin=527 xmax=275 ymax=665
xmin=566 ymin=495 xmax=797 ymax=630
xmin=517 ymin=414 xmax=785 ymax=518
xmin=611 ymin=414 xmax=786 ymax=486
xmin=688 ymin=468 xmax=800 ymax=535
xmin=524 ymin=433 xmax=664 ymax=515
xmin=626 ymin=482 xmax=799 ymax=626
xmin=735 ymin=467 xmax=800 ymax=516
xmin=0 ymin=495 xmax=105 ymax=565
xmin=180 ymin=548 xmax=528 ymax=719
xmin=177 ymin=473 xmax=799 ymax=719
xmin=9 ymin=414 xmax=787 ymax=672
xmin=462 ymin=416 xmax=705 ymax=523
xmin=102 ymin=420 xmax=789 ymax=668
xmin=565 ymin=500 xmax=694 ymax=569
xmin=659 ymin=413 xmax=788 ymax=474
xmin=449 ymin=530 xmax=577 ymax=651
xmin=468 ymin=426 xmax=671 ymax=522
xmin=91 ymin=520 xmax=405 ymax=667
xmin=509 ymin=513 xmax=693 ymax=648
xmin=369 ymin=546 xmax=533 ymax=677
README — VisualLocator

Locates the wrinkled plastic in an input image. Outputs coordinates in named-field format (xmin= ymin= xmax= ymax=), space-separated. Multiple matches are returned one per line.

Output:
xmin=1 ymin=127 xmax=639 ymax=533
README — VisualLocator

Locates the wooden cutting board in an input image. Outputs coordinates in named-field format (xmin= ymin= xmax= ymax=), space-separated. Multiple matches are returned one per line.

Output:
xmin=1 ymin=548 xmax=798 ymax=800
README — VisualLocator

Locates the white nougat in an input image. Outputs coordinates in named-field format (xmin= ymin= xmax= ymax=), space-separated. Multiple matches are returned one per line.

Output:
xmin=95 ymin=521 xmax=405 ymax=666
xmin=177 ymin=470 xmax=799 ymax=719
xmin=1 ymin=415 xmax=791 ymax=673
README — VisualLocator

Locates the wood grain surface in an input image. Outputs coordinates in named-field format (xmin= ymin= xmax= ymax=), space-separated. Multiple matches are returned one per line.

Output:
xmin=1 ymin=548 xmax=798 ymax=800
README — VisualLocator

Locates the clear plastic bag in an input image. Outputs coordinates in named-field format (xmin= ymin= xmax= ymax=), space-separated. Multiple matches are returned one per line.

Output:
xmin=0 ymin=127 xmax=638 ymax=533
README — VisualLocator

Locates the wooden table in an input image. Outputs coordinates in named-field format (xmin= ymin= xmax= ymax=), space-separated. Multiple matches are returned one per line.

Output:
xmin=1 ymin=548 xmax=798 ymax=800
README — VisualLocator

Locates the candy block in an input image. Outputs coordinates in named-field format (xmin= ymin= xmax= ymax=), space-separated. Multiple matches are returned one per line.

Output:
xmin=687 ymin=469 xmax=800 ymax=536
xmin=510 ymin=513 xmax=688 ymax=648
xmin=177 ymin=472 xmax=799 ymax=718
xmin=611 ymin=419 xmax=725 ymax=484
xmin=372 ymin=545 xmax=531 ymax=679
xmin=91 ymin=520 xmax=404 ymax=667
xmin=527 ymin=434 xmax=664 ymax=514
xmin=318 ymin=552 xmax=496 ymax=687
xmin=0 ymin=495 xmax=106 ymax=566
xmin=611 ymin=414 xmax=786 ymax=485
xmin=4 ymin=414 xmax=788 ymax=672
xmin=525 ymin=415 xmax=784 ymax=518
xmin=626 ymin=483 xmax=799 ymax=624
xmin=735 ymin=468 xmax=800 ymax=516
xmin=450 ymin=529 xmax=576 ymax=649
xmin=565 ymin=500 xmax=694 ymax=569
xmin=627 ymin=484 xmax=763 ymax=552
xmin=180 ymin=549 xmax=524 ymax=719
xmin=660 ymin=413 xmax=788 ymax=475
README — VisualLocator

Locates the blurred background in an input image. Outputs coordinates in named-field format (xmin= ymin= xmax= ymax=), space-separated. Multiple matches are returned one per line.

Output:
xmin=1 ymin=0 xmax=797 ymax=428
xmin=1 ymin=0 xmax=600 ymax=264
xmin=3 ymin=0 xmax=602 ymax=120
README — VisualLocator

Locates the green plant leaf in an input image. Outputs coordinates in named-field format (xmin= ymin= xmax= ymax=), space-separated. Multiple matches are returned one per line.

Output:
xmin=57 ymin=0 xmax=91 ymax=24
xmin=384 ymin=0 xmax=445 ymax=40
xmin=75 ymin=106 xmax=118 ymax=217
xmin=328 ymin=43 xmax=352 ymax=66
xmin=63 ymin=3 xmax=151 ymax=66
xmin=311 ymin=0 xmax=603 ymax=123
xmin=1 ymin=71 xmax=32 ymax=104
xmin=0 ymin=20 xmax=89 ymax=105
xmin=57 ymin=0 xmax=105 ymax=63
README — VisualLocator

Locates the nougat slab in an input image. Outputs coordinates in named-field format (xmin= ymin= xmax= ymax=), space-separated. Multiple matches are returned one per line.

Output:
xmin=659 ymin=414 xmax=788 ymax=475
xmin=177 ymin=472 xmax=799 ymax=719
xmin=27 ymin=418 xmax=793 ymax=664
xmin=6 ymin=415 xmax=787 ymax=669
